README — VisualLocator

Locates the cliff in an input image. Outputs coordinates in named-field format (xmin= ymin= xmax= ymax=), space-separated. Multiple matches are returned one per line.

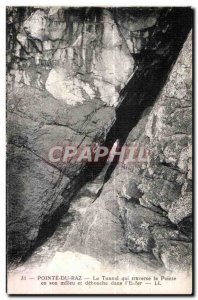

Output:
xmin=7 ymin=7 xmax=192 ymax=272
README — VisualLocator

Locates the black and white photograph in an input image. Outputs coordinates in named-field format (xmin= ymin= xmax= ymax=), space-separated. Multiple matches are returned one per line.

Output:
xmin=5 ymin=5 xmax=193 ymax=295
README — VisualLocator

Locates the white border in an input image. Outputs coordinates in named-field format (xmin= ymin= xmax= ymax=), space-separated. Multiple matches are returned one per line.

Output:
xmin=0 ymin=1 xmax=196 ymax=299
xmin=0 ymin=0 xmax=196 ymax=6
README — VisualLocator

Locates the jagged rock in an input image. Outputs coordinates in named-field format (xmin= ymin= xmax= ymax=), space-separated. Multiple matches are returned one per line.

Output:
xmin=23 ymin=9 xmax=66 ymax=41
xmin=128 ymin=32 xmax=192 ymax=221
xmin=119 ymin=199 xmax=168 ymax=253
xmin=7 ymin=143 xmax=69 ymax=260
xmin=168 ymin=193 xmax=192 ymax=225
xmin=116 ymin=8 xmax=161 ymax=54
xmin=157 ymin=241 xmax=192 ymax=272
xmin=23 ymin=10 xmax=48 ymax=41
xmin=62 ymin=28 xmax=192 ymax=271
xmin=115 ymin=31 xmax=192 ymax=270
xmin=45 ymin=68 xmax=96 ymax=105
xmin=121 ymin=179 xmax=143 ymax=201
xmin=6 ymin=7 xmax=192 ymax=267
xmin=7 ymin=83 xmax=116 ymax=259
xmin=76 ymin=190 xmax=127 ymax=263
xmin=43 ymin=9 xmax=134 ymax=107
xmin=150 ymin=226 xmax=192 ymax=271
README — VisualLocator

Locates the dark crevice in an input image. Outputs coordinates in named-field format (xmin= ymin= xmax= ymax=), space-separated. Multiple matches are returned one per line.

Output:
xmin=178 ymin=215 xmax=193 ymax=239
xmin=98 ymin=8 xmax=193 ymax=184
xmin=25 ymin=8 xmax=192 ymax=263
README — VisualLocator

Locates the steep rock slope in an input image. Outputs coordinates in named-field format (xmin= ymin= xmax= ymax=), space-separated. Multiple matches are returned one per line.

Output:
xmin=58 ymin=31 xmax=192 ymax=272
xmin=65 ymin=30 xmax=192 ymax=271
xmin=7 ymin=7 xmax=192 ymax=263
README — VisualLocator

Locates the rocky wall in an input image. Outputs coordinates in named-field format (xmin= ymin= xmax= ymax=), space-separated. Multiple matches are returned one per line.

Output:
xmin=6 ymin=7 xmax=192 ymax=263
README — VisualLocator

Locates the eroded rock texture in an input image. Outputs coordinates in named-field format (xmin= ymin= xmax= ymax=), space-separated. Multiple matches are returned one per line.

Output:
xmin=57 ymin=31 xmax=192 ymax=273
xmin=7 ymin=6 xmax=192 ymax=271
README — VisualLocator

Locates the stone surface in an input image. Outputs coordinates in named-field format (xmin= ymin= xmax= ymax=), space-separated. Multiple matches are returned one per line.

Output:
xmin=7 ymin=6 xmax=192 ymax=270
xmin=117 ymin=31 xmax=192 ymax=271
xmin=7 ymin=143 xmax=70 ymax=259
xmin=121 ymin=179 xmax=143 ymax=201
xmin=58 ymin=30 xmax=193 ymax=272
xmin=139 ymin=32 xmax=192 ymax=221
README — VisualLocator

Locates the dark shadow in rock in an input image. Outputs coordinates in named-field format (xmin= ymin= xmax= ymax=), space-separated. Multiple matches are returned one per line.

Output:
xmin=178 ymin=215 xmax=193 ymax=239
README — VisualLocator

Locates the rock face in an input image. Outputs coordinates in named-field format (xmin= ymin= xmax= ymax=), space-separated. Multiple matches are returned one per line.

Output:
xmin=59 ymin=31 xmax=192 ymax=273
xmin=7 ymin=8 xmax=134 ymax=107
xmin=7 ymin=6 xmax=192 ymax=268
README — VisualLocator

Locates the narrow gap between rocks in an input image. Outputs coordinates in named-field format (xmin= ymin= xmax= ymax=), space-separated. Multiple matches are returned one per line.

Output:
xmin=19 ymin=8 xmax=192 ymax=264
